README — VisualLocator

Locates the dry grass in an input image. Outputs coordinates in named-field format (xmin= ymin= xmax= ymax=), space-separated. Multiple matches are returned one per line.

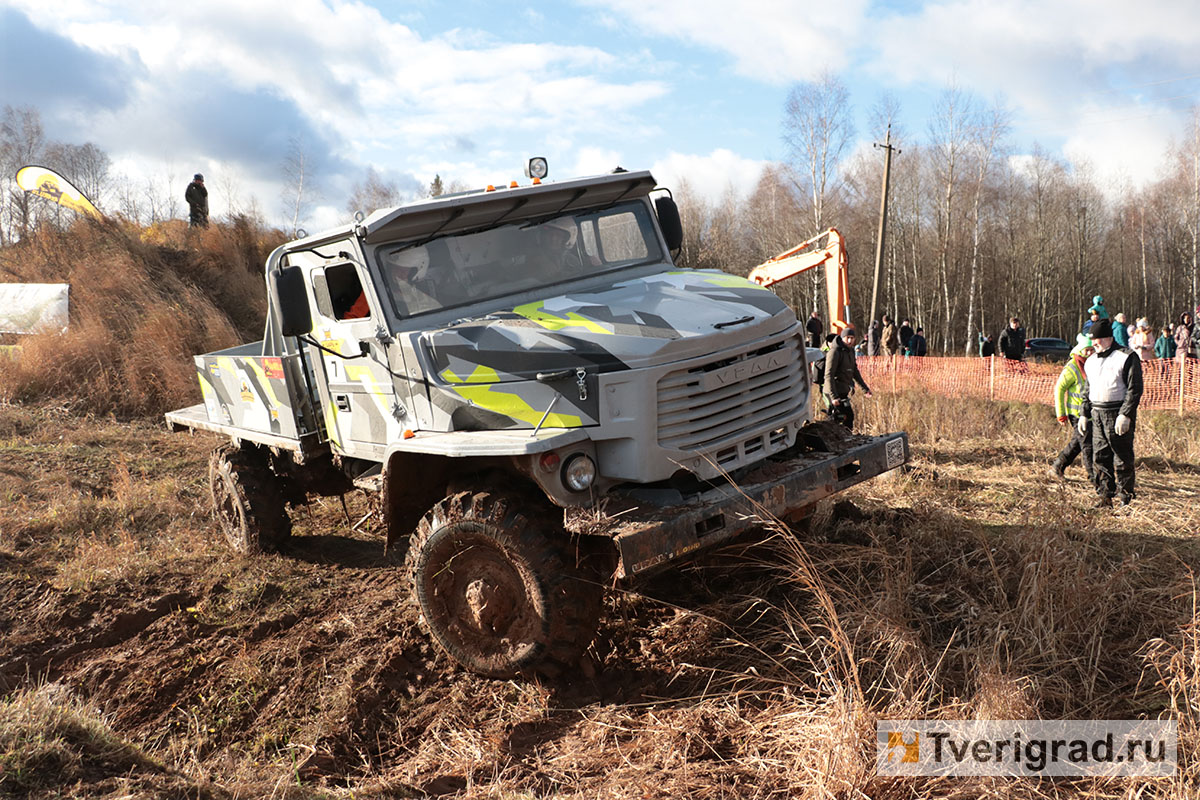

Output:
xmin=0 ymin=216 xmax=285 ymax=417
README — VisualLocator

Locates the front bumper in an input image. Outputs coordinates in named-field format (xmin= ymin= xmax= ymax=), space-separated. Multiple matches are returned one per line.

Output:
xmin=575 ymin=428 xmax=909 ymax=580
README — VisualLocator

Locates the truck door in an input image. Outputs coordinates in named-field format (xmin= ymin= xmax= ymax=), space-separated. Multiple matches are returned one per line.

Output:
xmin=307 ymin=260 xmax=406 ymax=457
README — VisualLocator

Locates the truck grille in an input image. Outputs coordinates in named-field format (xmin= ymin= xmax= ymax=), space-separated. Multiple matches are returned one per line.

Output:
xmin=656 ymin=335 xmax=806 ymax=453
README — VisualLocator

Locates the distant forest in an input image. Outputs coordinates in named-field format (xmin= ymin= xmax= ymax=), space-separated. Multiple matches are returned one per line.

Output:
xmin=4 ymin=77 xmax=1200 ymax=352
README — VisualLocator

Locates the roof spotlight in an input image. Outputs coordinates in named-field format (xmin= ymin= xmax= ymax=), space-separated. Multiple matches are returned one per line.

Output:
xmin=525 ymin=157 xmax=548 ymax=181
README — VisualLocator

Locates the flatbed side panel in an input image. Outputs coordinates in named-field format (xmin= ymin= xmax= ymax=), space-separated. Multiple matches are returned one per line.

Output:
xmin=610 ymin=432 xmax=909 ymax=579
xmin=193 ymin=349 xmax=316 ymax=440
xmin=164 ymin=403 xmax=325 ymax=457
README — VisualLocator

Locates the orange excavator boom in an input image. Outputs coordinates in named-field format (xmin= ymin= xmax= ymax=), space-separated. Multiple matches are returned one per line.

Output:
xmin=747 ymin=227 xmax=851 ymax=333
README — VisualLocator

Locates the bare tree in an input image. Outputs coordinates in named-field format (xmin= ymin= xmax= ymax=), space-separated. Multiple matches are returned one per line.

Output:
xmin=782 ymin=71 xmax=854 ymax=233
xmin=0 ymin=105 xmax=46 ymax=242
xmin=429 ymin=174 xmax=445 ymax=198
xmin=281 ymin=135 xmax=319 ymax=235
xmin=1181 ymin=106 xmax=1200 ymax=320
xmin=670 ymin=178 xmax=710 ymax=271
xmin=782 ymin=71 xmax=854 ymax=314
xmin=927 ymin=85 xmax=977 ymax=351
xmin=347 ymin=167 xmax=401 ymax=217
xmin=962 ymin=102 xmax=1010 ymax=355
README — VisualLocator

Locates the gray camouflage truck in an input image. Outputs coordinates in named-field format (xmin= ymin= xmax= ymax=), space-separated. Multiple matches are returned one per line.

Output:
xmin=165 ymin=166 xmax=909 ymax=678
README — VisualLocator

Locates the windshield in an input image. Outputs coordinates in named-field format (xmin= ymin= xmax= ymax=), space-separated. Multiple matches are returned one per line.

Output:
xmin=375 ymin=201 xmax=663 ymax=318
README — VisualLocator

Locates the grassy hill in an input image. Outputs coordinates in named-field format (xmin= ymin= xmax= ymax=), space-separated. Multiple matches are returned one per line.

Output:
xmin=0 ymin=217 xmax=285 ymax=417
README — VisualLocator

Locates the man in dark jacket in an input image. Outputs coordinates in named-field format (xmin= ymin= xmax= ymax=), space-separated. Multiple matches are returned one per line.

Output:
xmin=806 ymin=310 xmax=823 ymax=348
xmin=898 ymin=319 xmax=914 ymax=353
xmin=906 ymin=326 xmax=927 ymax=357
xmin=185 ymin=173 xmax=208 ymax=228
xmin=1080 ymin=318 xmax=1143 ymax=507
xmin=821 ymin=327 xmax=872 ymax=430
xmin=979 ymin=333 xmax=996 ymax=357
xmin=998 ymin=317 xmax=1026 ymax=360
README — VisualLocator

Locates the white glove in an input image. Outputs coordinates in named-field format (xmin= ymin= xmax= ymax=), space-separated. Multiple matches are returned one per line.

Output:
xmin=1077 ymin=417 xmax=1089 ymax=436
xmin=1115 ymin=413 xmax=1131 ymax=436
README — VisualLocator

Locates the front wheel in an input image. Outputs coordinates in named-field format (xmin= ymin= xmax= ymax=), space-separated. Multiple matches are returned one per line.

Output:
xmin=405 ymin=491 xmax=602 ymax=678
xmin=208 ymin=444 xmax=291 ymax=555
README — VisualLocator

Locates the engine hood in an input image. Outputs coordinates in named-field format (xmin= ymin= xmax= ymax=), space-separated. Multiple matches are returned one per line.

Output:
xmin=425 ymin=269 xmax=795 ymax=384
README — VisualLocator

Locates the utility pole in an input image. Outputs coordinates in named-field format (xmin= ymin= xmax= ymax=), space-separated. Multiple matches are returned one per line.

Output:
xmin=870 ymin=125 xmax=899 ymax=328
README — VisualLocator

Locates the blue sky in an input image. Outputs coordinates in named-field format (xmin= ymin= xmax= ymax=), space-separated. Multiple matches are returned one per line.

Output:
xmin=3 ymin=0 xmax=1199 ymax=234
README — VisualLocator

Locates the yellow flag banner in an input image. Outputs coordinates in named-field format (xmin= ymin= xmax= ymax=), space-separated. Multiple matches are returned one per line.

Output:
xmin=15 ymin=165 xmax=101 ymax=219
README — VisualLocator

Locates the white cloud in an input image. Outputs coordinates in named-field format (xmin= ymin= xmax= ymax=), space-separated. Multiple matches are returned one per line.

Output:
xmin=1061 ymin=105 xmax=1177 ymax=193
xmin=650 ymin=149 xmax=769 ymax=202
xmin=578 ymin=0 xmax=871 ymax=83
xmin=4 ymin=0 xmax=678 ymax=226
xmin=570 ymin=147 xmax=626 ymax=177
xmin=859 ymin=0 xmax=1200 ymax=189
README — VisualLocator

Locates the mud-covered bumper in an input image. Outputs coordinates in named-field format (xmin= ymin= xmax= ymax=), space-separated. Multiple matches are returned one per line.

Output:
xmin=603 ymin=430 xmax=909 ymax=580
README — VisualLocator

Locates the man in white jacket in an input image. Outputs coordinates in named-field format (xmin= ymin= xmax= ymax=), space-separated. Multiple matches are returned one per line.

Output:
xmin=1079 ymin=318 xmax=1144 ymax=507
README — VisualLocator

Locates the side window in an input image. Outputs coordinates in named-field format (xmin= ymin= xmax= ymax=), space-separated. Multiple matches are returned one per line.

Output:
xmin=580 ymin=220 xmax=599 ymax=261
xmin=325 ymin=263 xmax=369 ymax=321
xmin=596 ymin=211 xmax=649 ymax=262
xmin=312 ymin=272 xmax=334 ymax=319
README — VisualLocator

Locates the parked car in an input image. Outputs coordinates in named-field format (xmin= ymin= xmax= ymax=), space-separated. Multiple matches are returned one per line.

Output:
xmin=1024 ymin=337 xmax=1071 ymax=362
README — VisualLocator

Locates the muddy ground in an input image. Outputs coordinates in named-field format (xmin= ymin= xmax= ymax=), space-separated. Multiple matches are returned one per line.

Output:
xmin=2 ymin=400 xmax=1199 ymax=798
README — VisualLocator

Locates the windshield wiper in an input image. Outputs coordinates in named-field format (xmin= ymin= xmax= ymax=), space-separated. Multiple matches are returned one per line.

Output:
xmin=713 ymin=315 xmax=754 ymax=329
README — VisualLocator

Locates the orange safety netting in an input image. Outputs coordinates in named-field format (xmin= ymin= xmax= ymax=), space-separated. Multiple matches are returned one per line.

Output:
xmin=853 ymin=355 xmax=1200 ymax=413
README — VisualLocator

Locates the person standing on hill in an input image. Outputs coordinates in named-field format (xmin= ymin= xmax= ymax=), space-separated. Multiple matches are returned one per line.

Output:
xmin=998 ymin=317 xmax=1026 ymax=360
xmin=806 ymin=310 xmax=823 ymax=348
xmin=1089 ymin=295 xmax=1109 ymax=320
xmin=1080 ymin=318 xmax=1143 ymax=508
xmin=822 ymin=326 xmax=872 ymax=430
xmin=1050 ymin=335 xmax=1095 ymax=483
xmin=186 ymin=174 xmax=209 ymax=228
xmin=979 ymin=333 xmax=996 ymax=358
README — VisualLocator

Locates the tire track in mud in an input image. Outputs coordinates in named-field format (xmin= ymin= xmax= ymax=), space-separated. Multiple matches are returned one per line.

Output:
xmin=13 ymin=560 xmax=454 ymax=778
xmin=0 ymin=587 xmax=196 ymax=692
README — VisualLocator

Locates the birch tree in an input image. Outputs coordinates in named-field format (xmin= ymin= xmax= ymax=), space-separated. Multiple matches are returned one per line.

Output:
xmin=962 ymin=103 xmax=1010 ymax=355
xmin=281 ymin=135 xmax=319 ymax=235
xmin=781 ymin=71 xmax=854 ymax=313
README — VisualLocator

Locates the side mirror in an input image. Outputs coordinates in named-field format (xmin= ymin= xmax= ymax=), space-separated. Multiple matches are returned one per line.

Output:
xmin=654 ymin=196 xmax=683 ymax=252
xmin=271 ymin=266 xmax=313 ymax=337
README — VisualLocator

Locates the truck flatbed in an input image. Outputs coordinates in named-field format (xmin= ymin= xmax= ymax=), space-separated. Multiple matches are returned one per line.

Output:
xmin=165 ymin=403 xmax=325 ymax=461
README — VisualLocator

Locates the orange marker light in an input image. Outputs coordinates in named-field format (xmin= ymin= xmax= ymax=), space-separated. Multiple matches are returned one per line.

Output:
xmin=531 ymin=177 xmax=541 ymax=185
xmin=403 ymin=429 xmax=415 ymax=439
xmin=486 ymin=184 xmax=495 ymax=192
xmin=510 ymin=180 xmax=518 ymax=188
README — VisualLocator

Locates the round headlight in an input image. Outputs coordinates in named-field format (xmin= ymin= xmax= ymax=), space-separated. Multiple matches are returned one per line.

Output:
xmin=562 ymin=453 xmax=596 ymax=492
xmin=525 ymin=157 xmax=548 ymax=180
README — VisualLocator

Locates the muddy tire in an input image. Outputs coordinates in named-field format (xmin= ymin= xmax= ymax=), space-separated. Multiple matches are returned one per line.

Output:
xmin=208 ymin=444 xmax=291 ymax=555
xmin=406 ymin=491 xmax=602 ymax=679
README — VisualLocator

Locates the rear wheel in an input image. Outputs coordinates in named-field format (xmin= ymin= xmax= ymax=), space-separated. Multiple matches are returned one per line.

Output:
xmin=208 ymin=444 xmax=291 ymax=554
xmin=406 ymin=491 xmax=602 ymax=678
